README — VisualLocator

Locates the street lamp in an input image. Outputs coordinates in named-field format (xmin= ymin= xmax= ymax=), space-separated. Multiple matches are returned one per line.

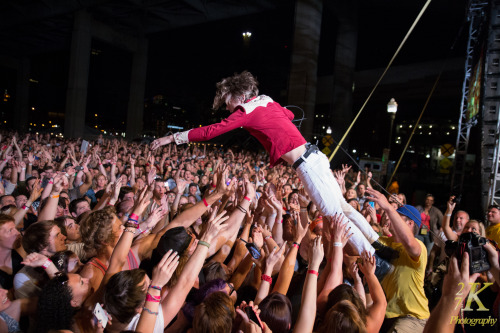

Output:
xmin=387 ymin=98 xmax=398 ymax=148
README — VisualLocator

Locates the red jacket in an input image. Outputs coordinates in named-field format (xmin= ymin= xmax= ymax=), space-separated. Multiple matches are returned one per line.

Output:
xmin=173 ymin=95 xmax=306 ymax=167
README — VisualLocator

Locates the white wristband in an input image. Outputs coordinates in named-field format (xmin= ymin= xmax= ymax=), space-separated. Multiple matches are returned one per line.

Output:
xmin=445 ymin=213 xmax=452 ymax=217
xmin=333 ymin=242 xmax=343 ymax=247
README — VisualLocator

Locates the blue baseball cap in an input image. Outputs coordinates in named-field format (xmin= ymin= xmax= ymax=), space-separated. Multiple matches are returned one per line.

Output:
xmin=396 ymin=204 xmax=422 ymax=227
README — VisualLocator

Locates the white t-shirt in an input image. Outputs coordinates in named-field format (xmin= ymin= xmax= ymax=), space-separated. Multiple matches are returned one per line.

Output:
xmin=126 ymin=304 xmax=165 ymax=333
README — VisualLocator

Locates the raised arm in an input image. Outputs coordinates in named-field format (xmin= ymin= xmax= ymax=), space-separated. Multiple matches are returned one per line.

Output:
xmin=442 ymin=196 xmax=458 ymax=242
xmin=366 ymin=188 xmax=421 ymax=259
xmin=358 ymin=251 xmax=387 ymax=333
xmin=162 ymin=209 xmax=228 ymax=327
xmin=294 ymin=236 xmax=324 ymax=333
xmin=272 ymin=210 xmax=308 ymax=295
xmin=317 ymin=215 xmax=352 ymax=315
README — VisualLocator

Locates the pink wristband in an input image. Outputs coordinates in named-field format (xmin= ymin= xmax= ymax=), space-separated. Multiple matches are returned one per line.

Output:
xmin=244 ymin=196 xmax=251 ymax=202
xmin=129 ymin=213 xmax=139 ymax=220
xmin=203 ymin=198 xmax=210 ymax=207
xmin=308 ymin=270 xmax=319 ymax=277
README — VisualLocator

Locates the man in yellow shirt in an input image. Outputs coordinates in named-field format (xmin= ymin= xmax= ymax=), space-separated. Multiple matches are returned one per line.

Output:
xmin=366 ymin=188 xmax=430 ymax=333
xmin=486 ymin=204 xmax=500 ymax=244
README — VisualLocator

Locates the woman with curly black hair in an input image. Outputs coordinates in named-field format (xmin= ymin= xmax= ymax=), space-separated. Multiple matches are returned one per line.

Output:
xmin=36 ymin=274 xmax=76 ymax=333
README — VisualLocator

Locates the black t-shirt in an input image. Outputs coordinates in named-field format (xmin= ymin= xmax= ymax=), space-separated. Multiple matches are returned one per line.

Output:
xmin=0 ymin=249 xmax=24 ymax=290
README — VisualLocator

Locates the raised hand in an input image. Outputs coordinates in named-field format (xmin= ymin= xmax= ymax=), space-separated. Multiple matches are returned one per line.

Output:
xmin=200 ymin=208 xmax=229 ymax=245
xmin=358 ymin=251 xmax=376 ymax=277
xmin=265 ymin=241 xmax=287 ymax=271
xmin=151 ymin=250 xmax=180 ymax=288
xmin=292 ymin=210 xmax=309 ymax=243
xmin=330 ymin=214 xmax=352 ymax=247
xmin=308 ymin=235 xmax=324 ymax=270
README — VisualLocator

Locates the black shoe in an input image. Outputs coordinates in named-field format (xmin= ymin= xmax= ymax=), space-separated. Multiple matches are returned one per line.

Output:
xmin=374 ymin=253 xmax=394 ymax=282
xmin=372 ymin=240 xmax=399 ymax=262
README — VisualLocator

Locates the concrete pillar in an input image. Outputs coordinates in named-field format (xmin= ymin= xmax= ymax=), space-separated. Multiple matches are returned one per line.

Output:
xmin=331 ymin=1 xmax=358 ymax=143
xmin=126 ymin=38 xmax=148 ymax=139
xmin=14 ymin=58 xmax=30 ymax=132
xmin=287 ymin=0 xmax=323 ymax=141
xmin=64 ymin=11 xmax=91 ymax=138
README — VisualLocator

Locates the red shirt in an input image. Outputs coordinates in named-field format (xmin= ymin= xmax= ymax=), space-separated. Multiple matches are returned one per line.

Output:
xmin=176 ymin=96 xmax=306 ymax=167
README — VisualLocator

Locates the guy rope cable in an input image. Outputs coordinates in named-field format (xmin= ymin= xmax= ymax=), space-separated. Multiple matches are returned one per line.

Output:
xmin=328 ymin=0 xmax=433 ymax=162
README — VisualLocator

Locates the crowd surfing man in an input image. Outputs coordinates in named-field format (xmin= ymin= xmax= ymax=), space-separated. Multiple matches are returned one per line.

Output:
xmin=151 ymin=70 xmax=396 ymax=277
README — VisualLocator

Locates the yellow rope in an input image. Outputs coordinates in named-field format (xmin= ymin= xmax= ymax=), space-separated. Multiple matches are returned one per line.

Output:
xmin=329 ymin=0 xmax=433 ymax=162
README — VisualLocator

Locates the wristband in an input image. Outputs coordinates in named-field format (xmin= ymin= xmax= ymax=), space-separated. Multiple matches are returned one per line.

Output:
xmin=198 ymin=240 xmax=211 ymax=249
xmin=244 ymin=196 xmax=251 ymax=202
xmin=203 ymin=198 xmax=210 ymax=207
xmin=129 ymin=213 xmax=139 ymax=220
xmin=307 ymin=270 xmax=319 ymax=277
xmin=42 ymin=259 xmax=52 ymax=270
xmin=51 ymin=194 xmax=59 ymax=199
xmin=277 ymin=219 xmax=283 ymax=224
xmin=333 ymin=242 xmax=343 ymax=247
xmin=28 ymin=163 xmax=32 ymax=165
xmin=65 ymin=173 xmax=70 ymax=178
xmin=292 ymin=242 xmax=300 ymax=249
xmin=21 ymin=167 xmax=26 ymax=170
xmin=264 ymin=235 xmax=272 ymax=241
xmin=386 ymin=233 xmax=393 ymax=237
xmin=145 ymin=294 xmax=160 ymax=303
xmin=22 ymin=205 xmax=29 ymax=211
xmin=149 ymin=285 xmax=162 ymax=291
xmin=445 ymin=213 xmax=452 ymax=217
xmin=127 ymin=218 xmax=139 ymax=224
xmin=147 ymin=292 xmax=161 ymax=300
xmin=48 ymin=181 xmax=53 ymax=184
xmin=261 ymin=274 xmax=272 ymax=284
xmin=211 ymin=183 xmax=216 ymax=188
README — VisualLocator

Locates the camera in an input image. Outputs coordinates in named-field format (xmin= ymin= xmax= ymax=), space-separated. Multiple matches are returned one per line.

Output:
xmin=444 ymin=232 xmax=490 ymax=274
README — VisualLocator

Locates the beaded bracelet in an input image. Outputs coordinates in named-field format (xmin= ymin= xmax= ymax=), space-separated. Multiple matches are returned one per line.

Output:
xmin=261 ymin=274 xmax=272 ymax=284
xmin=124 ymin=228 xmax=136 ymax=235
xmin=142 ymin=307 xmax=159 ymax=316
xmin=149 ymin=285 xmax=162 ymax=291
xmin=124 ymin=222 xmax=139 ymax=229
xmin=198 ymin=241 xmax=210 ymax=249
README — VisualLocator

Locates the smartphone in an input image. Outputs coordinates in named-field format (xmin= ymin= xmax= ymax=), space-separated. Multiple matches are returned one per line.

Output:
xmin=75 ymin=166 xmax=84 ymax=171
xmin=245 ymin=306 xmax=264 ymax=329
xmin=93 ymin=303 xmax=108 ymax=328
xmin=368 ymin=202 xmax=375 ymax=208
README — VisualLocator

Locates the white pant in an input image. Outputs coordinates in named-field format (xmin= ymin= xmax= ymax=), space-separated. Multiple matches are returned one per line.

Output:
xmin=295 ymin=149 xmax=378 ymax=255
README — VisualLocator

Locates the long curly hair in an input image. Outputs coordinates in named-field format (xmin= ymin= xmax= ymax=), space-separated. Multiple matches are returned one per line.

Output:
xmin=212 ymin=71 xmax=259 ymax=110
xmin=80 ymin=206 xmax=116 ymax=259
xmin=36 ymin=274 xmax=75 ymax=333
